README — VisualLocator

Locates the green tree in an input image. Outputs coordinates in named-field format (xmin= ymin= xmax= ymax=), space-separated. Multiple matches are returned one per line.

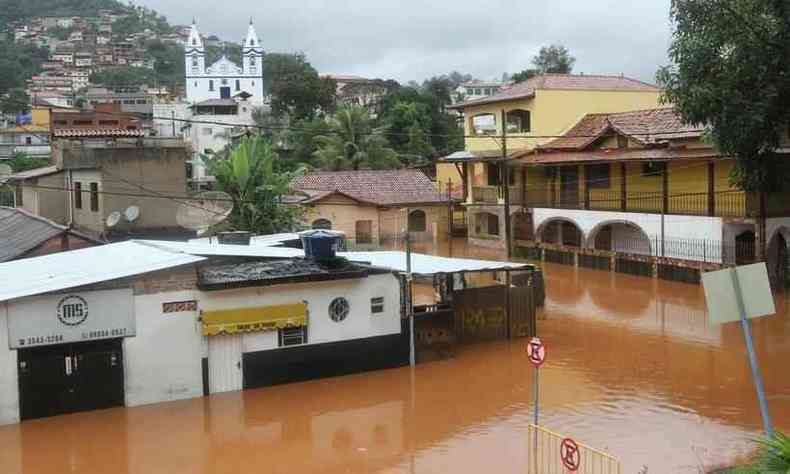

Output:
xmin=8 ymin=153 xmax=49 ymax=172
xmin=1 ymin=88 xmax=30 ymax=115
xmin=90 ymin=66 xmax=157 ymax=88
xmin=511 ymin=44 xmax=576 ymax=83
xmin=0 ymin=40 xmax=49 ymax=94
xmin=383 ymin=101 xmax=435 ymax=165
xmin=263 ymin=53 xmax=337 ymax=121
xmin=208 ymin=136 xmax=303 ymax=234
xmin=657 ymin=0 xmax=790 ymax=192
xmin=281 ymin=116 xmax=330 ymax=170
xmin=313 ymin=107 xmax=399 ymax=171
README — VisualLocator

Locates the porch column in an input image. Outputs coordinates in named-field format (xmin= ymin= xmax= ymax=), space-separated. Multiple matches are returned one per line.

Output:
xmin=466 ymin=163 xmax=475 ymax=204
xmin=550 ymin=168 xmax=556 ymax=207
xmin=662 ymin=164 xmax=669 ymax=214
xmin=521 ymin=166 xmax=527 ymax=207
xmin=583 ymin=165 xmax=590 ymax=210
xmin=620 ymin=162 xmax=627 ymax=212
xmin=707 ymin=161 xmax=716 ymax=216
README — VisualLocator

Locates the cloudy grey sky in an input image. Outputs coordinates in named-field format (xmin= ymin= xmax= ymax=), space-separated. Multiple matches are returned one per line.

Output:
xmin=142 ymin=0 xmax=673 ymax=84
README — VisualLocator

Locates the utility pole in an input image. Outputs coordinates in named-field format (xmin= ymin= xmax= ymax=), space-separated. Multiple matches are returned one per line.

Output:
xmin=405 ymin=223 xmax=415 ymax=367
xmin=447 ymin=180 xmax=453 ymax=258
xmin=501 ymin=110 xmax=512 ymax=259
xmin=171 ymin=110 xmax=176 ymax=136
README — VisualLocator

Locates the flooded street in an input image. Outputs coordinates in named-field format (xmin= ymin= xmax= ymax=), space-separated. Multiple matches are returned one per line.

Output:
xmin=2 ymin=241 xmax=790 ymax=473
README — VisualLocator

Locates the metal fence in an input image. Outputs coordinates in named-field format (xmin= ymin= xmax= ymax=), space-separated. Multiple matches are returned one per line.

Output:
xmin=0 ymin=189 xmax=14 ymax=207
xmin=527 ymin=424 xmax=621 ymax=474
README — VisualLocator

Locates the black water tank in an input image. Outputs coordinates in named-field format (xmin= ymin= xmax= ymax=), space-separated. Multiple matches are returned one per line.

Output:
xmin=300 ymin=230 xmax=343 ymax=259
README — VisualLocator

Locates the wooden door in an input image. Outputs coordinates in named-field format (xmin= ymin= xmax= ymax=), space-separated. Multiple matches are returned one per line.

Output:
xmin=208 ymin=334 xmax=243 ymax=394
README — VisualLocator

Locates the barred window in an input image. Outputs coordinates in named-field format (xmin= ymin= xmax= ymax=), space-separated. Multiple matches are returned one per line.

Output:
xmin=278 ymin=326 xmax=307 ymax=347
xmin=371 ymin=297 xmax=384 ymax=314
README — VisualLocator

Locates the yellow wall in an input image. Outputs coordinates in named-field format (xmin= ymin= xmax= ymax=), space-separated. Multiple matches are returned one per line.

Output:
xmin=461 ymin=89 xmax=663 ymax=152
xmin=436 ymin=163 xmax=462 ymax=191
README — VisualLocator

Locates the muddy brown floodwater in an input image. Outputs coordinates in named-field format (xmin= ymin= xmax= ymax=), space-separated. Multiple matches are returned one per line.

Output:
xmin=2 ymin=240 xmax=790 ymax=473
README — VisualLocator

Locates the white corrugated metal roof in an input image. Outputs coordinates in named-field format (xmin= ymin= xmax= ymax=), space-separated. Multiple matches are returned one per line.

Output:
xmin=0 ymin=241 xmax=205 ymax=303
xmin=340 ymin=251 xmax=530 ymax=275
xmin=188 ymin=233 xmax=303 ymax=247
xmin=139 ymin=240 xmax=305 ymax=258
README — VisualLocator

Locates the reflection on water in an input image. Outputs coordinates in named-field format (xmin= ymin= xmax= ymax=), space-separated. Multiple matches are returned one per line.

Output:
xmin=2 ymin=239 xmax=790 ymax=473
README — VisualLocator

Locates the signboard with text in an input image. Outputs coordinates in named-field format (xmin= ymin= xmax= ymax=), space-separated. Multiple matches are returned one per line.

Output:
xmin=7 ymin=288 xmax=136 ymax=349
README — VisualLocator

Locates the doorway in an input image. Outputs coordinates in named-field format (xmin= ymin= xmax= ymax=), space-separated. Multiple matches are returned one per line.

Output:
xmin=208 ymin=334 xmax=243 ymax=394
xmin=18 ymin=339 xmax=124 ymax=420
xmin=220 ymin=86 xmax=231 ymax=99
xmin=560 ymin=166 xmax=579 ymax=207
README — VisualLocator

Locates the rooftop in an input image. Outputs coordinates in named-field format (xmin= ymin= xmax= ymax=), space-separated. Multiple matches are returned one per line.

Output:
xmin=198 ymin=259 xmax=374 ymax=291
xmin=0 ymin=207 xmax=99 ymax=262
xmin=53 ymin=129 xmax=146 ymax=138
xmin=291 ymin=169 xmax=448 ymax=207
xmin=538 ymin=107 xmax=703 ymax=151
xmin=449 ymin=73 xmax=660 ymax=109
xmin=10 ymin=165 xmax=60 ymax=180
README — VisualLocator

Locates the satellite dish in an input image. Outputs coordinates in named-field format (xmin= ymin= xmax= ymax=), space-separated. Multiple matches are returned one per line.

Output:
xmin=0 ymin=164 xmax=12 ymax=185
xmin=176 ymin=191 xmax=234 ymax=235
xmin=106 ymin=211 xmax=122 ymax=228
xmin=124 ymin=205 xmax=140 ymax=223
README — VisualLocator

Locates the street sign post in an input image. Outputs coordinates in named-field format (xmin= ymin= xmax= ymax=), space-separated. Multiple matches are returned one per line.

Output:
xmin=702 ymin=262 xmax=775 ymax=437
xmin=560 ymin=438 xmax=581 ymax=472
xmin=527 ymin=337 xmax=545 ymax=427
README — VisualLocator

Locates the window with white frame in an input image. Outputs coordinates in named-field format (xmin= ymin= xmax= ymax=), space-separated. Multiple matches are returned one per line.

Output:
xmin=371 ymin=297 xmax=384 ymax=314
xmin=278 ymin=326 xmax=307 ymax=347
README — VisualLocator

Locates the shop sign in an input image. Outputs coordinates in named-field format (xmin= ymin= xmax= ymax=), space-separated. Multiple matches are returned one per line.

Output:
xmin=7 ymin=289 xmax=136 ymax=349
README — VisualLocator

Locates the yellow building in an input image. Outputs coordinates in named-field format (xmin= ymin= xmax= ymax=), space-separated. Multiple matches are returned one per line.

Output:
xmin=437 ymin=73 xmax=663 ymax=195
xmin=291 ymin=170 xmax=450 ymax=248
xmin=453 ymin=105 xmax=790 ymax=285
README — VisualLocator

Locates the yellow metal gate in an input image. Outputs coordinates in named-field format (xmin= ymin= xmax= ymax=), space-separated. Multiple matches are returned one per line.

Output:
xmin=527 ymin=424 xmax=621 ymax=474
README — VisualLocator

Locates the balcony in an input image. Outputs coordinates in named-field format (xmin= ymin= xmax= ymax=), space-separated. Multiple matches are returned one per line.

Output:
xmin=523 ymin=189 xmax=753 ymax=218
xmin=471 ymin=185 xmax=500 ymax=203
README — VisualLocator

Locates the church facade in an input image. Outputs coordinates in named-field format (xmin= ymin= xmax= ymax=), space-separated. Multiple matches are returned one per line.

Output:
xmin=184 ymin=20 xmax=265 ymax=105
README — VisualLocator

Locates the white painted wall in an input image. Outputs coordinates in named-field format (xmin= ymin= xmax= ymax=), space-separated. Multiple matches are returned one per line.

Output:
xmin=533 ymin=208 xmax=724 ymax=261
xmin=0 ymin=303 xmax=19 ymax=425
xmin=200 ymin=273 xmax=402 ymax=354
xmin=124 ymin=290 xmax=204 ymax=407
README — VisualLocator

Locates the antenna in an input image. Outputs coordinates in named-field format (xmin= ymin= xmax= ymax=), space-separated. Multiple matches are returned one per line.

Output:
xmin=124 ymin=205 xmax=140 ymax=223
xmin=106 ymin=211 xmax=122 ymax=229
xmin=176 ymin=191 xmax=234 ymax=236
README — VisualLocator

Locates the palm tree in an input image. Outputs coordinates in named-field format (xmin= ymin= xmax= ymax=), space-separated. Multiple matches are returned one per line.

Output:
xmin=209 ymin=136 xmax=303 ymax=234
xmin=313 ymin=106 xmax=400 ymax=171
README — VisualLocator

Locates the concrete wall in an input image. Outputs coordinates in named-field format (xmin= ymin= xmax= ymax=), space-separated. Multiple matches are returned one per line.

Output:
xmin=0 ymin=303 xmax=19 ymax=425
xmin=124 ymin=289 xmax=204 ymax=407
xmin=18 ymin=173 xmax=68 ymax=225
xmin=533 ymin=208 xmax=724 ymax=261
xmin=71 ymin=169 xmax=104 ymax=231
xmin=200 ymin=273 xmax=402 ymax=353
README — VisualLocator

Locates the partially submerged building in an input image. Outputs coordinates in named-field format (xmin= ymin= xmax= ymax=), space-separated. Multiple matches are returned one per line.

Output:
xmin=0 ymin=233 xmax=530 ymax=424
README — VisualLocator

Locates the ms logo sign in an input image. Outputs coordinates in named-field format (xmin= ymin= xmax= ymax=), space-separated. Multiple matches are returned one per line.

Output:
xmin=57 ymin=296 xmax=89 ymax=326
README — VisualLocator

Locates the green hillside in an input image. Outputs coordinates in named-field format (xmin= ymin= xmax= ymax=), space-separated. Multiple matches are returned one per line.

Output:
xmin=2 ymin=0 xmax=127 ymax=27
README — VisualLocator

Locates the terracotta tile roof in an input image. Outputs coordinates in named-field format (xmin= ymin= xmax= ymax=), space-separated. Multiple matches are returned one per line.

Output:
xmin=291 ymin=170 xmax=448 ymax=207
xmin=539 ymin=108 xmax=704 ymax=151
xmin=449 ymin=73 xmax=660 ymax=109
xmin=513 ymin=147 xmax=720 ymax=166
xmin=53 ymin=128 xmax=145 ymax=138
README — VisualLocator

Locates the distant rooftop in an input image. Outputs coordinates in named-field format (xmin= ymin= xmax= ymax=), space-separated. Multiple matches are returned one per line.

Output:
xmin=291 ymin=169 xmax=448 ymax=207
xmin=449 ymin=73 xmax=660 ymax=109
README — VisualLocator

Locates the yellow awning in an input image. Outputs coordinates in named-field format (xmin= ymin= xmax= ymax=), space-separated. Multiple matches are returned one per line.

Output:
xmin=201 ymin=303 xmax=307 ymax=336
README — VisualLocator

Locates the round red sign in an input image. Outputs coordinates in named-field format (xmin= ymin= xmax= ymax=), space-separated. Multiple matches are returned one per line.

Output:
xmin=560 ymin=437 xmax=580 ymax=471
xmin=526 ymin=337 xmax=546 ymax=368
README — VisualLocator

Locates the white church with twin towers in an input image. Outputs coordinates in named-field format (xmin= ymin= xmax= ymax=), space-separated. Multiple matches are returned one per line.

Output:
xmin=184 ymin=19 xmax=266 ymax=105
